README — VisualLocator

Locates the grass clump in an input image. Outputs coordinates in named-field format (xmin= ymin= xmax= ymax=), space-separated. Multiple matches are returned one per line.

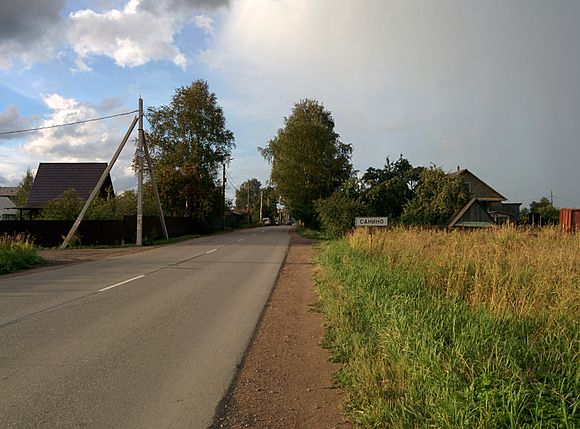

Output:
xmin=0 ymin=234 xmax=42 ymax=275
xmin=315 ymin=227 xmax=579 ymax=428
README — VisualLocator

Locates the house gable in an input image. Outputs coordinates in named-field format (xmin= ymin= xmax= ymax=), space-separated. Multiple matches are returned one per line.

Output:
xmin=450 ymin=169 xmax=505 ymax=201
xmin=448 ymin=198 xmax=495 ymax=228
xmin=23 ymin=163 xmax=113 ymax=209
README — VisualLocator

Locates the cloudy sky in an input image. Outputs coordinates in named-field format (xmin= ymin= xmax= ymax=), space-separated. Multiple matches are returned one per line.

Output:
xmin=1 ymin=0 xmax=579 ymax=208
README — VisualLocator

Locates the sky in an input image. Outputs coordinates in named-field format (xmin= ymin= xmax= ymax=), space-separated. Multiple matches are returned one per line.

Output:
xmin=1 ymin=0 xmax=580 ymax=208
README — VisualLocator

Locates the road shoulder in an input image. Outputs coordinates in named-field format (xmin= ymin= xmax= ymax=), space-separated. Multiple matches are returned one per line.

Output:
xmin=212 ymin=230 xmax=352 ymax=428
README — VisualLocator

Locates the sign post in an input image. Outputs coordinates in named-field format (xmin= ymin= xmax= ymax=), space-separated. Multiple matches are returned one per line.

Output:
xmin=355 ymin=217 xmax=388 ymax=227
xmin=354 ymin=217 xmax=388 ymax=245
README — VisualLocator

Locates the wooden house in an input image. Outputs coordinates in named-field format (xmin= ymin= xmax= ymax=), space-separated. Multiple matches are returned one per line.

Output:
xmin=17 ymin=163 xmax=113 ymax=218
xmin=447 ymin=169 xmax=521 ymax=228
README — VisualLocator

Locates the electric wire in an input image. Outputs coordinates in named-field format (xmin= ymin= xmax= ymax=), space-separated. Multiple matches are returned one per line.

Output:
xmin=0 ymin=110 xmax=139 ymax=136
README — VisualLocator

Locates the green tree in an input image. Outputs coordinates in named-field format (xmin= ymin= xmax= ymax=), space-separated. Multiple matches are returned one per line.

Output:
xmin=40 ymin=189 xmax=83 ymax=220
xmin=361 ymin=155 xmax=422 ymax=220
xmin=529 ymin=197 xmax=559 ymax=224
xmin=401 ymin=166 xmax=470 ymax=226
xmin=235 ymin=178 xmax=262 ymax=215
xmin=315 ymin=178 xmax=370 ymax=237
xmin=260 ymin=185 xmax=278 ymax=221
xmin=15 ymin=168 xmax=34 ymax=206
xmin=146 ymin=80 xmax=235 ymax=223
xmin=260 ymin=99 xmax=353 ymax=227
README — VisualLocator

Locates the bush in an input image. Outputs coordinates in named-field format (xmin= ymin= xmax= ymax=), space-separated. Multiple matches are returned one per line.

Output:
xmin=0 ymin=234 xmax=42 ymax=274
xmin=315 ymin=192 xmax=369 ymax=238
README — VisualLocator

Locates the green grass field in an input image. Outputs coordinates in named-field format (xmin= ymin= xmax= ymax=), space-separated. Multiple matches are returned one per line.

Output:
xmin=315 ymin=227 xmax=579 ymax=428
xmin=0 ymin=234 xmax=42 ymax=275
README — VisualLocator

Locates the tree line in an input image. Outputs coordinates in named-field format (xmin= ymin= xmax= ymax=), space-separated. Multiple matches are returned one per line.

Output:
xmin=12 ymin=82 xmax=558 ymax=230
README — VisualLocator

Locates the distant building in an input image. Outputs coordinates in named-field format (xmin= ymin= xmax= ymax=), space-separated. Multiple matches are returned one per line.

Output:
xmin=560 ymin=208 xmax=580 ymax=232
xmin=17 ymin=163 xmax=113 ymax=218
xmin=0 ymin=196 xmax=17 ymax=220
xmin=0 ymin=186 xmax=19 ymax=201
xmin=447 ymin=169 xmax=521 ymax=228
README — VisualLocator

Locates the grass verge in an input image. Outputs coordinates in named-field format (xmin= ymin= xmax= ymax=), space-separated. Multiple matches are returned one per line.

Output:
xmin=0 ymin=234 xmax=42 ymax=275
xmin=295 ymin=224 xmax=332 ymax=240
xmin=315 ymin=228 xmax=579 ymax=428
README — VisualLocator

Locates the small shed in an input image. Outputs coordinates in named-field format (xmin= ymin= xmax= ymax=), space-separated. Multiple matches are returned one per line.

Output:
xmin=560 ymin=208 xmax=580 ymax=232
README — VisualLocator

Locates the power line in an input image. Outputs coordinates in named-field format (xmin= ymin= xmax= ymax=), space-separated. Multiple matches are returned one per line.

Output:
xmin=225 ymin=169 xmax=241 ymax=191
xmin=0 ymin=110 xmax=139 ymax=136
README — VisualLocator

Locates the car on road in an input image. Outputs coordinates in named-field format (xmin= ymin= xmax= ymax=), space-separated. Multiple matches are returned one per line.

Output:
xmin=262 ymin=218 xmax=271 ymax=225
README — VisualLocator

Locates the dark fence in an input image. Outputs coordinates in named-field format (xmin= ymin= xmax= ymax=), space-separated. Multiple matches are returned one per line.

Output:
xmin=0 ymin=216 xmax=215 ymax=247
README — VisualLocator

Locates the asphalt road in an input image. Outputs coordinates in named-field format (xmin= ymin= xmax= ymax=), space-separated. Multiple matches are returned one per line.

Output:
xmin=0 ymin=226 xmax=291 ymax=428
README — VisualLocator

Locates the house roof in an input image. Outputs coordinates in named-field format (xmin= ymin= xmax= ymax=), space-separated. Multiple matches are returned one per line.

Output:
xmin=449 ymin=168 xmax=506 ymax=201
xmin=0 ymin=187 xmax=19 ymax=197
xmin=22 ymin=163 xmax=113 ymax=209
xmin=0 ymin=196 xmax=17 ymax=212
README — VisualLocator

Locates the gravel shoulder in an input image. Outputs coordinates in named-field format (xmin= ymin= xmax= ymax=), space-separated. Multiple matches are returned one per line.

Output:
xmin=212 ymin=230 xmax=352 ymax=429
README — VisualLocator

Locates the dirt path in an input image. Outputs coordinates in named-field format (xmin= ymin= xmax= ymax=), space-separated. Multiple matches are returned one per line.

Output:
xmin=212 ymin=231 xmax=352 ymax=429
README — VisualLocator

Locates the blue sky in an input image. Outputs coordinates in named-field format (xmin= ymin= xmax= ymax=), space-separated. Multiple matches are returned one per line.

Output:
xmin=1 ymin=0 xmax=580 ymax=208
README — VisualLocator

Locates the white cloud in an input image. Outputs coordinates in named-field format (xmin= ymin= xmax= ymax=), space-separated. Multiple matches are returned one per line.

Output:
xmin=193 ymin=15 xmax=215 ymax=34
xmin=16 ymin=94 xmax=139 ymax=190
xmin=68 ymin=0 xmax=230 ymax=70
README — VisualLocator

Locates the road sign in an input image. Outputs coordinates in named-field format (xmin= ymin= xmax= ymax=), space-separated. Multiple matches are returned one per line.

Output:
xmin=355 ymin=217 xmax=388 ymax=227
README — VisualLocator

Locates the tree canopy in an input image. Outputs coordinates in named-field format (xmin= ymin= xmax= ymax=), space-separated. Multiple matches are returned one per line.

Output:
xmin=235 ymin=178 xmax=261 ymax=214
xmin=361 ymin=155 xmax=423 ymax=218
xmin=260 ymin=99 xmax=352 ymax=226
xmin=401 ymin=166 xmax=470 ymax=226
xmin=15 ymin=168 xmax=34 ymax=206
xmin=524 ymin=197 xmax=559 ymax=224
xmin=146 ymin=80 xmax=234 ymax=223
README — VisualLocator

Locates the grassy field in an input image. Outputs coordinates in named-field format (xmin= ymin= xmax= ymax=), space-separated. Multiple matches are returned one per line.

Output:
xmin=315 ymin=226 xmax=579 ymax=428
xmin=0 ymin=234 xmax=42 ymax=275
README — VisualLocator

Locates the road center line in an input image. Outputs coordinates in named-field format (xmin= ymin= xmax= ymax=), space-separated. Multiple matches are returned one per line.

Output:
xmin=99 ymin=275 xmax=145 ymax=292
xmin=206 ymin=248 xmax=217 ymax=254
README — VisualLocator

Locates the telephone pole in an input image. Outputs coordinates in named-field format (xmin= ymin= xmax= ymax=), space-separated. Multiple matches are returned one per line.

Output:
xmin=259 ymin=190 xmax=263 ymax=222
xmin=136 ymin=97 xmax=144 ymax=246
xmin=222 ymin=161 xmax=226 ymax=230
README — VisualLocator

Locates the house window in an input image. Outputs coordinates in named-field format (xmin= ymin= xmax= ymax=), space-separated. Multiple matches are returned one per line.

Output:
xmin=464 ymin=181 xmax=471 ymax=192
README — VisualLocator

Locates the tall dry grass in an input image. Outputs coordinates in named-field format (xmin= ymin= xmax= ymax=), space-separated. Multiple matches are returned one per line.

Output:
xmin=0 ymin=233 xmax=41 ymax=274
xmin=348 ymin=226 xmax=579 ymax=319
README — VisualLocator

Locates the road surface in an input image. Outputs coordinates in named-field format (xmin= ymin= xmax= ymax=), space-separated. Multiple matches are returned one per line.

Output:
xmin=0 ymin=226 xmax=290 ymax=428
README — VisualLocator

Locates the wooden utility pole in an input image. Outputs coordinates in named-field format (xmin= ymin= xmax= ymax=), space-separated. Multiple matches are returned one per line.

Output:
xmin=136 ymin=97 xmax=144 ymax=246
xmin=222 ymin=162 xmax=226 ymax=229
xmin=259 ymin=190 xmax=263 ymax=222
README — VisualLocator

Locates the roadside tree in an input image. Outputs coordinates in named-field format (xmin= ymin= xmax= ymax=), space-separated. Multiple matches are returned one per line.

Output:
xmin=260 ymin=99 xmax=352 ymax=227
xmin=146 ymin=80 xmax=234 ymax=223
xmin=361 ymin=155 xmax=422 ymax=220
xmin=235 ymin=178 xmax=261 ymax=214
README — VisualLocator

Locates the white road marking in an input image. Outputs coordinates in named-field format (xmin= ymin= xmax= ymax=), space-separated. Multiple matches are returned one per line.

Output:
xmin=206 ymin=248 xmax=217 ymax=254
xmin=99 ymin=275 xmax=145 ymax=292
xmin=238 ymin=239 xmax=244 ymax=242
